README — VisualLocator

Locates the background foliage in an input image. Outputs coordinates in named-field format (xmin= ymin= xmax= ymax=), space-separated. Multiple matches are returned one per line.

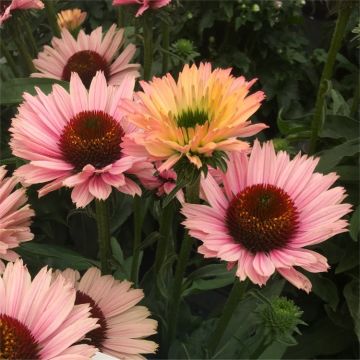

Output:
xmin=0 ymin=0 xmax=359 ymax=358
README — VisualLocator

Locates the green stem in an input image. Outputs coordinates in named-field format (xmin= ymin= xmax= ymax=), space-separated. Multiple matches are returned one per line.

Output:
xmin=209 ymin=280 xmax=249 ymax=356
xmin=117 ymin=7 xmax=125 ymax=28
xmin=166 ymin=176 xmax=200 ymax=351
xmin=309 ymin=3 xmax=351 ymax=154
xmin=13 ymin=34 xmax=36 ymax=74
xmin=0 ymin=40 xmax=20 ymax=76
xmin=161 ymin=20 xmax=170 ymax=73
xmin=95 ymin=199 xmax=111 ymax=275
xmin=20 ymin=13 xmax=37 ymax=56
xmin=142 ymin=13 xmax=153 ymax=81
xmin=249 ymin=337 xmax=271 ymax=360
xmin=44 ymin=0 xmax=61 ymax=38
xmin=154 ymin=202 xmax=174 ymax=273
xmin=350 ymin=78 xmax=359 ymax=118
xmin=131 ymin=195 xmax=143 ymax=284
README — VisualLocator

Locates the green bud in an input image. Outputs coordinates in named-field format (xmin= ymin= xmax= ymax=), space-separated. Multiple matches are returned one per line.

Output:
xmin=257 ymin=296 xmax=305 ymax=345
xmin=252 ymin=4 xmax=260 ymax=12
xmin=272 ymin=138 xmax=289 ymax=151
xmin=173 ymin=39 xmax=195 ymax=57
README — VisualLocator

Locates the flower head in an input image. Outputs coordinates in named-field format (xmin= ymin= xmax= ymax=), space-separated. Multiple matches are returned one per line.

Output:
xmin=0 ymin=166 xmax=34 ymax=272
xmin=0 ymin=260 xmax=98 ymax=359
xmin=112 ymin=0 xmax=171 ymax=17
xmin=32 ymin=24 xmax=140 ymax=88
xmin=121 ymin=63 xmax=266 ymax=174
xmin=182 ymin=140 xmax=352 ymax=292
xmin=10 ymin=71 xmax=154 ymax=208
xmin=57 ymin=267 xmax=158 ymax=359
xmin=141 ymin=161 xmax=185 ymax=203
xmin=256 ymin=295 xmax=305 ymax=345
xmin=0 ymin=0 xmax=44 ymax=26
xmin=57 ymin=8 xmax=87 ymax=32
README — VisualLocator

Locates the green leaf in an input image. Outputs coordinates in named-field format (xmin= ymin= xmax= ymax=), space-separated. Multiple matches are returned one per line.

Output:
xmin=334 ymin=166 xmax=359 ymax=182
xmin=259 ymin=341 xmax=288 ymax=359
xmin=110 ymin=192 xmax=134 ymax=233
xmin=307 ymin=274 xmax=339 ymax=311
xmin=139 ymin=231 xmax=161 ymax=250
xmin=344 ymin=280 xmax=360 ymax=341
xmin=276 ymin=109 xmax=311 ymax=136
xmin=1 ymin=78 xmax=69 ymax=105
xmin=320 ymin=115 xmax=359 ymax=140
xmin=111 ymin=237 xmax=125 ymax=264
xmin=285 ymin=318 xmax=355 ymax=358
xmin=316 ymin=137 xmax=360 ymax=173
xmin=18 ymin=242 xmax=98 ymax=270
xmin=349 ymin=206 xmax=360 ymax=241
xmin=183 ymin=263 xmax=236 ymax=296
xmin=336 ymin=241 xmax=359 ymax=273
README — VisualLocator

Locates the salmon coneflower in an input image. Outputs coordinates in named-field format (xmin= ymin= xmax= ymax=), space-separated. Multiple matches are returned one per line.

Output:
xmin=0 ymin=0 xmax=44 ymax=25
xmin=0 ymin=260 xmax=99 ymax=359
xmin=0 ymin=166 xmax=34 ymax=272
xmin=57 ymin=8 xmax=87 ymax=32
xmin=121 ymin=62 xmax=267 ymax=175
xmin=32 ymin=24 xmax=140 ymax=88
xmin=57 ymin=267 xmax=158 ymax=359
xmin=10 ymin=71 xmax=154 ymax=208
xmin=182 ymin=140 xmax=352 ymax=292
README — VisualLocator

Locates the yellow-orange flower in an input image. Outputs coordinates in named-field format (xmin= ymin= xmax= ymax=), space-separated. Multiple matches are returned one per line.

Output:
xmin=57 ymin=8 xmax=87 ymax=31
xmin=122 ymin=63 xmax=267 ymax=172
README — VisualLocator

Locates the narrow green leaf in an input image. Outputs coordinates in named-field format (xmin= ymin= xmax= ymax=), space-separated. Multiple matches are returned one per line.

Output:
xmin=18 ymin=242 xmax=98 ymax=270
xmin=1 ymin=78 xmax=69 ymax=105
xmin=349 ymin=206 xmax=359 ymax=241
xmin=320 ymin=115 xmax=359 ymax=140
xmin=316 ymin=138 xmax=360 ymax=173
xmin=276 ymin=109 xmax=311 ymax=136
xmin=344 ymin=280 xmax=360 ymax=341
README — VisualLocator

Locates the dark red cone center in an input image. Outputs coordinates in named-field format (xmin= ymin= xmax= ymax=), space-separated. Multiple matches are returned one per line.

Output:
xmin=0 ymin=314 xmax=40 ymax=360
xmin=59 ymin=110 xmax=124 ymax=171
xmin=62 ymin=50 xmax=110 ymax=88
xmin=226 ymin=184 xmax=298 ymax=253
xmin=75 ymin=291 xmax=107 ymax=350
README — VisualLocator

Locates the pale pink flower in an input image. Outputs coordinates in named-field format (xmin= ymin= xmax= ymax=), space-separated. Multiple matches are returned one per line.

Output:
xmin=0 ymin=260 xmax=98 ymax=359
xmin=0 ymin=166 xmax=34 ymax=272
xmin=112 ymin=0 xmax=171 ymax=17
xmin=0 ymin=0 xmax=44 ymax=26
xmin=10 ymin=71 xmax=154 ymax=208
xmin=182 ymin=140 xmax=352 ymax=293
xmin=121 ymin=63 xmax=266 ymax=172
xmin=57 ymin=267 xmax=158 ymax=359
xmin=32 ymin=24 xmax=140 ymax=88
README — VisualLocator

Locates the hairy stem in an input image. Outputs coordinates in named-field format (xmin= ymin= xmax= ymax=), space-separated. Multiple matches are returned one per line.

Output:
xmin=309 ymin=3 xmax=351 ymax=154
xmin=166 ymin=176 xmax=200 ymax=352
xmin=209 ymin=280 xmax=249 ymax=356
xmin=95 ymin=199 xmax=111 ymax=275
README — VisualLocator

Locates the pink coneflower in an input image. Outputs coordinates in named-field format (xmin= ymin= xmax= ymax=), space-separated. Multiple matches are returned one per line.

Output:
xmin=0 ymin=166 xmax=34 ymax=272
xmin=0 ymin=260 xmax=98 ymax=359
xmin=182 ymin=140 xmax=352 ymax=292
xmin=0 ymin=0 xmax=44 ymax=26
xmin=121 ymin=63 xmax=266 ymax=173
xmin=32 ymin=24 xmax=140 ymax=88
xmin=57 ymin=267 xmax=158 ymax=359
xmin=112 ymin=0 xmax=171 ymax=17
xmin=141 ymin=161 xmax=184 ymax=203
xmin=10 ymin=71 xmax=154 ymax=208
